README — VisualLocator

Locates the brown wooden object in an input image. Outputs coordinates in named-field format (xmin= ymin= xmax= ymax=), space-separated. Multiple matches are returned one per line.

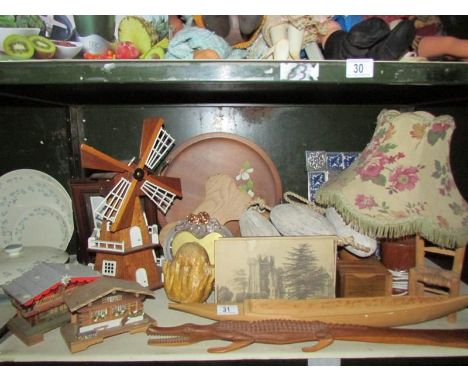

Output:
xmin=147 ymin=319 xmax=468 ymax=353
xmin=169 ymin=294 xmax=468 ymax=327
xmin=380 ymin=236 xmax=416 ymax=271
xmin=61 ymin=277 xmax=154 ymax=353
xmin=93 ymin=199 xmax=161 ymax=290
xmin=163 ymin=242 xmax=215 ymax=303
xmin=408 ymin=234 xmax=466 ymax=322
xmin=3 ymin=263 xmax=100 ymax=346
xmin=193 ymin=174 xmax=252 ymax=225
xmin=157 ymin=132 xmax=282 ymax=236
xmin=337 ymin=259 xmax=392 ymax=298
xmin=159 ymin=174 xmax=251 ymax=248
xmin=80 ymin=117 xmax=182 ymax=289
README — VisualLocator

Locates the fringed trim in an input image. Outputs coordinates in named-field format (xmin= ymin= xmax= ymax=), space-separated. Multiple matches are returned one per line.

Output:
xmin=317 ymin=190 xmax=468 ymax=249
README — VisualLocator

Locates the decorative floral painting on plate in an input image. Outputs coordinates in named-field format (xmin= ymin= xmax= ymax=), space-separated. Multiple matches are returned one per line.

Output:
xmin=214 ymin=236 xmax=336 ymax=304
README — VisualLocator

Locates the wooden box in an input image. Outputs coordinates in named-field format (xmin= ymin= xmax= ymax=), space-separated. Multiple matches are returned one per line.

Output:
xmin=337 ymin=259 xmax=392 ymax=297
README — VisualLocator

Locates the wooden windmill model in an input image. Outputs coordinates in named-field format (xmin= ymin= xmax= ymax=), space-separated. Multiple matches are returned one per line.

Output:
xmin=80 ymin=117 xmax=182 ymax=290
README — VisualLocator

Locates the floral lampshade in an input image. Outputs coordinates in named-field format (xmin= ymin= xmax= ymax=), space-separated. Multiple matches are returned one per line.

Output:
xmin=316 ymin=109 xmax=468 ymax=249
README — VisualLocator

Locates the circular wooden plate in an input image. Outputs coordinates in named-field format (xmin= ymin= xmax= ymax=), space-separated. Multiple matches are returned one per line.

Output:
xmin=158 ymin=132 xmax=282 ymax=235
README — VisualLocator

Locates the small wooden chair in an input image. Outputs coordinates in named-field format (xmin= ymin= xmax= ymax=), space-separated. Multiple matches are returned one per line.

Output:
xmin=408 ymin=235 xmax=466 ymax=322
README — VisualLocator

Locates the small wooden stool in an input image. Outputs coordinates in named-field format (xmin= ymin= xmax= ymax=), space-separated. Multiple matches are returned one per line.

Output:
xmin=408 ymin=235 xmax=466 ymax=322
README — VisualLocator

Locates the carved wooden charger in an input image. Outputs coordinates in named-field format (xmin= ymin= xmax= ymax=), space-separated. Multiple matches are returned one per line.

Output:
xmin=158 ymin=133 xmax=282 ymax=236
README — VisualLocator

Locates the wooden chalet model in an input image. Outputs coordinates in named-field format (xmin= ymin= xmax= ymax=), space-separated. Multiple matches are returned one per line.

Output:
xmin=2 ymin=263 xmax=100 ymax=345
xmin=81 ymin=117 xmax=182 ymax=290
xmin=61 ymin=277 xmax=154 ymax=353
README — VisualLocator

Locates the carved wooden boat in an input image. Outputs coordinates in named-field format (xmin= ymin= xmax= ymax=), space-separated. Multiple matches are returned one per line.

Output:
xmin=169 ymin=295 xmax=468 ymax=327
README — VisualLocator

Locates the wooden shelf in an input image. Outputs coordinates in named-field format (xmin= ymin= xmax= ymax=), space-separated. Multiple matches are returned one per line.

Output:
xmin=0 ymin=60 xmax=467 ymax=105
xmin=1 ymin=284 xmax=468 ymax=363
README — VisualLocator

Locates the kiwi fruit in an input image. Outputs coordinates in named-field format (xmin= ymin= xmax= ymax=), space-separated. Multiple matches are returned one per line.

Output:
xmin=28 ymin=35 xmax=56 ymax=59
xmin=3 ymin=34 xmax=34 ymax=59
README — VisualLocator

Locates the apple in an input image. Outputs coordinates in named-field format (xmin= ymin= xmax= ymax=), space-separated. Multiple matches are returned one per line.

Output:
xmin=115 ymin=41 xmax=140 ymax=59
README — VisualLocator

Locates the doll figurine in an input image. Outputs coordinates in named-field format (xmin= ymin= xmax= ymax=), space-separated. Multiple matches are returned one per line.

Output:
xmin=374 ymin=15 xmax=468 ymax=60
xmin=323 ymin=15 xmax=468 ymax=61
xmin=260 ymin=16 xmax=415 ymax=61
xmin=262 ymin=15 xmax=331 ymax=59
xmin=193 ymin=15 xmax=264 ymax=48
xmin=320 ymin=17 xmax=416 ymax=60
xmin=416 ymin=35 xmax=468 ymax=59
xmin=415 ymin=16 xmax=468 ymax=60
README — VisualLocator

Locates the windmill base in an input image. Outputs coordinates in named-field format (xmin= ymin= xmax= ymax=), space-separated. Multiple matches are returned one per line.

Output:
xmin=94 ymin=251 xmax=162 ymax=290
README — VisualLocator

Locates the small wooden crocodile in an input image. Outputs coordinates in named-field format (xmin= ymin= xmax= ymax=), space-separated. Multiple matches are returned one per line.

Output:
xmin=147 ymin=319 xmax=468 ymax=353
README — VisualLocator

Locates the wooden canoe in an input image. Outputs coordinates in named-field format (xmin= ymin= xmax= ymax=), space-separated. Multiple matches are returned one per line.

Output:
xmin=169 ymin=295 xmax=468 ymax=327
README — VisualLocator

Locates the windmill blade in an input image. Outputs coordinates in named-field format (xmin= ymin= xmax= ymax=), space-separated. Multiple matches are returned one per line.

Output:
xmin=146 ymin=174 xmax=182 ymax=197
xmin=81 ymin=144 xmax=129 ymax=173
xmin=94 ymin=177 xmax=131 ymax=223
xmin=110 ymin=178 xmax=140 ymax=232
xmin=139 ymin=117 xmax=164 ymax=159
xmin=138 ymin=120 xmax=175 ymax=171
xmin=140 ymin=179 xmax=178 ymax=214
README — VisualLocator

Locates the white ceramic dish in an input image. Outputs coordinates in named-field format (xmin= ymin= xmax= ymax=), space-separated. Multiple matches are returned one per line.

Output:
xmin=0 ymin=27 xmax=40 ymax=52
xmin=12 ymin=206 xmax=71 ymax=250
xmin=0 ymin=169 xmax=73 ymax=249
xmin=53 ymin=40 xmax=83 ymax=59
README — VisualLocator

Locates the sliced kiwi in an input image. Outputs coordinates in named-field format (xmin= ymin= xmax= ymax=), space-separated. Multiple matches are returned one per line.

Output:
xmin=3 ymin=34 xmax=34 ymax=59
xmin=28 ymin=35 xmax=56 ymax=59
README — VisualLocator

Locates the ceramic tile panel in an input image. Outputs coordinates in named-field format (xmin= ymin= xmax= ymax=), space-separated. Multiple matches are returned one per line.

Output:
xmin=306 ymin=151 xmax=360 ymax=201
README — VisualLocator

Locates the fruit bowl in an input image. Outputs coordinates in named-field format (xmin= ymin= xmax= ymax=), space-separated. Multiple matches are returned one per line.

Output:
xmin=53 ymin=40 xmax=83 ymax=59
xmin=0 ymin=27 xmax=40 ymax=52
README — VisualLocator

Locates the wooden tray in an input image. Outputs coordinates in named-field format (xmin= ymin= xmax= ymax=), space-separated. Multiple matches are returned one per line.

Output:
xmin=157 ymin=133 xmax=282 ymax=235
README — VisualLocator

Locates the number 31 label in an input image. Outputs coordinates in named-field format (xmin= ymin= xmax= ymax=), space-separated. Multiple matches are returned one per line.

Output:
xmin=217 ymin=305 xmax=239 ymax=315
xmin=346 ymin=59 xmax=374 ymax=78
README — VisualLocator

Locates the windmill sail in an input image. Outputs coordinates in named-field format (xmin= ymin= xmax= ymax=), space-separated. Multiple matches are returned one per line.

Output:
xmin=81 ymin=144 xmax=129 ymax=173
xmin=94 ymin=178 xmax=131 ymax=223
xmin=141 ymin=180 xmax=177 ymax=214
xmin=81 ymin=117 xmax=182 ymax=232
xmin=145 ymin=128 xmax=175 ymax=170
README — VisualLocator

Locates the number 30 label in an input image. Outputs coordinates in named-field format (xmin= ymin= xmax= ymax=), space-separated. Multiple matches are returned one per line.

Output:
xmin=346 ymin=59 xmax=374 ymax=78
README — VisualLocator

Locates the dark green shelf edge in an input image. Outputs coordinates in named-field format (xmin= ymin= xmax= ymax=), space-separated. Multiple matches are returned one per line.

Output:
xmin=0 ymin=60 xmax=468 ymax=86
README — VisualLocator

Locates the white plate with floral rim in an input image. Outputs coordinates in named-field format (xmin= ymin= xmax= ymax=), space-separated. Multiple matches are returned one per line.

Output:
xmin=11 ymin=206 xmax=72 ymax=250
xmin=0 ymin=169 xmax=73 ymax=249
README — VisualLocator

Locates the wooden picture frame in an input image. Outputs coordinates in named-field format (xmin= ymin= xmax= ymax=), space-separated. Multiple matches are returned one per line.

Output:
xmin=69 ymin=178 xmax=114 ymax=265
xmin=69 ymin=177 xmax=157 ymax=264
xmin=214 ymin=236 xmax=337 ymax=304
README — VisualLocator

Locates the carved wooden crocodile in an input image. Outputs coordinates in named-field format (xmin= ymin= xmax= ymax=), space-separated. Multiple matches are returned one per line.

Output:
xmin=147 ymin=319 xmax=468 ymax=353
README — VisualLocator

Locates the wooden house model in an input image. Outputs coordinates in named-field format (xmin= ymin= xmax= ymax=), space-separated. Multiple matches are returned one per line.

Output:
xmin=60 ymin=276 xmax=154 ymax=353
xmin=2 ymin=262 xmax=100 ymax=346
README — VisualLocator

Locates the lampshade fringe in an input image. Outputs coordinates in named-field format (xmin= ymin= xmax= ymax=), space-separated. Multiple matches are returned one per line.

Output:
xmin=318 ymin=191 xmax=467 ymax=250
